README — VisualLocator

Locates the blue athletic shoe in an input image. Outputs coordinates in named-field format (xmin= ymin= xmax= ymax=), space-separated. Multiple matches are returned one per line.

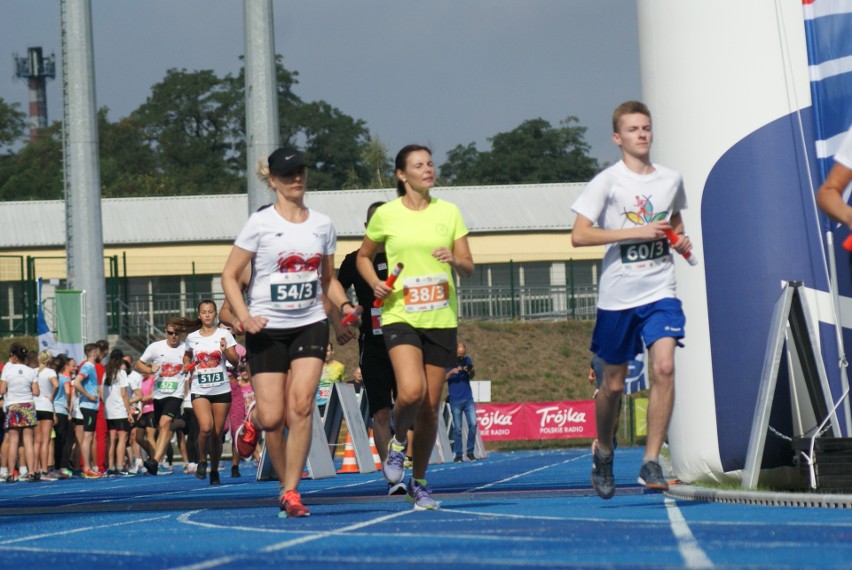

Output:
xmin=637 ymin=460 xmax=669 ymax=491
xmin=383 ymin=440 xmax=406 ymax=484
xmin=591 ymin=442 xmax=615 ymax=500
xmin=406 ymin=478 xmax=439 ymax=510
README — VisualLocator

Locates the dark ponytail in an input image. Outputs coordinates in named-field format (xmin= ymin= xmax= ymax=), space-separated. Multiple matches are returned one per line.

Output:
xmin=105 ymin=349 xmax=124 ymax=386
xmin=52 ymin=354 xmax=70 ymax=375
xmin=9 ymin=342 xmax=28 ymax=363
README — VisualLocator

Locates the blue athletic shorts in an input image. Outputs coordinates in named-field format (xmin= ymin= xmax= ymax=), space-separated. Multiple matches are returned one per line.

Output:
xmin=591 ymin=297 xmax=685 ymax=364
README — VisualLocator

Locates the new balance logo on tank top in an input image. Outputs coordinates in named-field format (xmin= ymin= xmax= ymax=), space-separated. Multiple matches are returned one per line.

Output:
xmin=572 ymin=160 xmax=687 ymax=311
xmin=235 ymin=207 xmax=336 ymax=330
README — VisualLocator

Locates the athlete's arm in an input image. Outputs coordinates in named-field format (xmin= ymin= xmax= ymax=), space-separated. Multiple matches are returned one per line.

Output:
xmin=433 ymin=235 xmax=474 ymax=278
xmin=322 ymin=256 xmax=356 ymax=345
xmin=667 ymin=211 xmax=693 ymax=256
xmin=816 ymin=162 xmax=852 ymax=229
xmin=357 ymin=237 xmax=391 ymax=300
xmin=222 ymin=246 xmax=268 ymax=334
xmin=571 ymin=214 xmax=671 ymax=247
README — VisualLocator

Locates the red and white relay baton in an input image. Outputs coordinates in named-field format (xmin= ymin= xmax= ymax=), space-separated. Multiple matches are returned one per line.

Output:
xmin=662 ymin=229 xmax=698 ymax=266
xmin=373 ymin=262 xmax=404 ymax=308
xmin=341 ymin=305 xmax=363 ymax=326
xmin=843 ymin=234 xmax=852 ymax=252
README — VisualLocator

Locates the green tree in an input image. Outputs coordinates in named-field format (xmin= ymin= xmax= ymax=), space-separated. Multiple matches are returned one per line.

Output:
xmin=292 ymin=100 xmax=370 ymax=190
xmin=220 ymin=58 xmax=378 ymax=191
xmin=0 ymin=98 xmax=27 ymax=151
xmin=361 ymin=135 xmax=394 ymax=189
xmin=131 ymin=68 xmax=244 ymax=195
xmin=440 ymin=116 xmax=599 ymax=186
xmin=439 ymin=142 xmax=483 ymax=186
xmin=0 ymin=121 xmax=63 ymax=201
xmin=98 ymin=109 xmax=163 ymax=197
xmin=1 ymin=59 xmax=385 ymax=200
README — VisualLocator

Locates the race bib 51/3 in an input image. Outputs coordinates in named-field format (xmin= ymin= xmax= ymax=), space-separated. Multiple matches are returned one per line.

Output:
xmin=196 ymin=369 xmax=225 ymax=386
xmin=269 ymin=271 xmax=318 ymax=310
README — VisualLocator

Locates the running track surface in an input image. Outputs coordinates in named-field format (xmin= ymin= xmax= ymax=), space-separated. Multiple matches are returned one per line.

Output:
xmin=0 ymin=447 xmax=849 ymax=569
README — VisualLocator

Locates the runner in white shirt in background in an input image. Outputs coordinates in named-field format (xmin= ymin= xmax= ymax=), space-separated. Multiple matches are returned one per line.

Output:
xmin=136 ymin=320 xmax=191 ymax=476
xmin=0 ymin=343 xmax=40 ymax=482
xmin=34 ymin=350 xmax=58 ymax=480
xmin=123 ymin=354 xmax=145 ymax=475
xmin=100 ymin=349 xmax=133 ymax=476
xmin=180 ymin=299 xmax=239 ymax=486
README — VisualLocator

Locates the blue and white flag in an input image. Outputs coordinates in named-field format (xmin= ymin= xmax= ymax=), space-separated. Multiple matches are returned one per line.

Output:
xmin=624 ymin=352 xmax=648 ymax=395
xmin=36 ymin=277 xmax=57 ymax=354
xmin=803 ymin=0 xmax=852 ymax=185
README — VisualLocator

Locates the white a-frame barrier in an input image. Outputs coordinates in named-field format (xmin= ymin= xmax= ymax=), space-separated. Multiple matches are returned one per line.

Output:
xmin=323 ymin=382 xmax=376 ymax=473
xmin=256 ymin=402 xmax=336 ymax=482
xmin=743 ymin=281 xmax=843 ymax=489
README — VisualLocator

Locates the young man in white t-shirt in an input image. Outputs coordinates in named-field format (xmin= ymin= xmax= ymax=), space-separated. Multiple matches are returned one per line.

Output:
xmin=816 ymin=124 xmax=852 ymax=228
xmin=571 ymin=101 xmax=694 ymax=499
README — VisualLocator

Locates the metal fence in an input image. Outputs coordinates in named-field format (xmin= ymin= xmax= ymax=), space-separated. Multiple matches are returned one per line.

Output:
xmin=458 ymin=284 xmax=598 ymax=321
xmin=16 ymin=284 xmax=598 ymax=351
xmin=109 ymin=285 xmax=597 ymax=344
xmin=110 ymin=293 xmax=229 ymax=351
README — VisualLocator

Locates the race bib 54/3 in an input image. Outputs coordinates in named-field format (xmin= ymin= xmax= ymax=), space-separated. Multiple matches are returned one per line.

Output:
xmin=269 ymin=271 xmax=318 ymax=310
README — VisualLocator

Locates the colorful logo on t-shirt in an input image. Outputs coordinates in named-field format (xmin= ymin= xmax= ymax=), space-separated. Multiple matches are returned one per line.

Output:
xmin=196 ymin=351 xmax=222 ymax=370
xmin=277 ymin=252 xmax=322 ymax=273
xmin=624 ymin=195 xmax=668 ymax=226
xmin=160 ymin=363 xmax=183 ymax=377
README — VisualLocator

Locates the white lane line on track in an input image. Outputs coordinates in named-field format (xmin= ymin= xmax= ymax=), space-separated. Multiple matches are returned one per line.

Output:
xmin=175 ymin=512 xmax=548 ymax=544
xmin=169 ymin=509 xmax=413 ymax=570
xmin=441 ymin=508 xmax=667 ymax=524
xmin=0 ymin=544 xmax=143 ymax=556
xmin=261 ymin=510 xmax=412 ymax=552
xmin=665 ymin=497 xmax=714 ymax=568
xmin=0 ymin=514 xmax=171 ymax=545
xmin=469 ymin=453 xmax=587 ymax=491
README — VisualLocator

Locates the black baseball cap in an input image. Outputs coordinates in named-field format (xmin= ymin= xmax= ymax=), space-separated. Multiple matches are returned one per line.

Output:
xmin=268 ymin=147 xmax=308 ymax=176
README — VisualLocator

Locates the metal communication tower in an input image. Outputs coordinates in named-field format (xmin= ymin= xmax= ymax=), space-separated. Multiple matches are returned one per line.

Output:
xmin=13 ymin=47 xmax=56 ymax=141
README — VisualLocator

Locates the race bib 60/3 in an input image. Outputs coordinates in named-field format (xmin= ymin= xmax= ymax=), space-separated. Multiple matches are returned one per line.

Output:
xmin=619 ymin=239 xmax=669 ymax=271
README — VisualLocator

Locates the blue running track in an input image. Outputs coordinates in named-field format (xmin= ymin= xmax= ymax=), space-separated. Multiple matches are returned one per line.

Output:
xmin=0 ymin=447 xmax=849 ymax=568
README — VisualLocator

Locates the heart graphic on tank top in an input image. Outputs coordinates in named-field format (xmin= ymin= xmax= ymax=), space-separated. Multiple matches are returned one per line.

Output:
xmin=160 ymin=363 xmax=182 ymax=377
xmin=195 ymin=351 xmax=222 ymax=369
xmin=276 ymin=252 xmax=322 ymax=273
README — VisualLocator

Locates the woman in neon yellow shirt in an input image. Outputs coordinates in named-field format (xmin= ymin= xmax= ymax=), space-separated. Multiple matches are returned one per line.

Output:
xmin=356 ymin=144 xmax=474 ymax=510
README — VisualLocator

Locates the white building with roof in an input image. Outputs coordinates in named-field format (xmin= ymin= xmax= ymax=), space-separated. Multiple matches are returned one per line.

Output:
xmin=0 ymin=183 xmax=603 ymax=334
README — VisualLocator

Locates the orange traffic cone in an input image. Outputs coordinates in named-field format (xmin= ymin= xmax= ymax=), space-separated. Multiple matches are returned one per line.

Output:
xmin=369 ymin=429 xmax=382 ymax=470
xmin=337 ymin=433 xmax=359 ymax=474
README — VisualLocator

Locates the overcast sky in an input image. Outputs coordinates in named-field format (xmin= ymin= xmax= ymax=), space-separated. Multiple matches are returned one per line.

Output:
xmin=1 ymin=0 xmax=640 ymax=168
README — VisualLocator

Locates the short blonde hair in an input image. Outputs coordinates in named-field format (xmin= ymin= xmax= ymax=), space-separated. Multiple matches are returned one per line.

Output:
xmin=612 ymin=101 xmax=651 ymax=133
xmin=37 ymin=349 xmax=52 ymax=371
